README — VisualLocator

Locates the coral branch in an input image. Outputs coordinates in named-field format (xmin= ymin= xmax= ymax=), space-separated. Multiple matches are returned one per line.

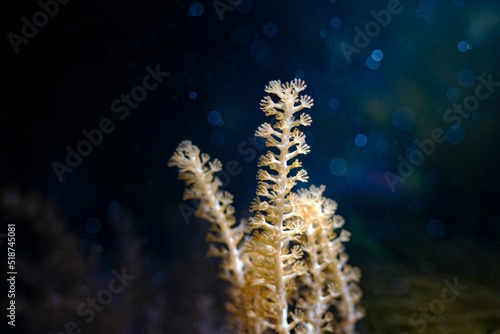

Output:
xmin=169 ymin=79 xmax=363 ymax=334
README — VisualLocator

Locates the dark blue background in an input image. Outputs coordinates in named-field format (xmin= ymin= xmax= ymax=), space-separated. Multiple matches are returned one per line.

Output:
xmin=1 ymin=0 xmax=499 ymax=333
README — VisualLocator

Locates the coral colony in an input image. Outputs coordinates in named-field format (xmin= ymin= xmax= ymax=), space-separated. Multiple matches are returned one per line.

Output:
xmin=169 ymin=79 xmax=364 ymax=333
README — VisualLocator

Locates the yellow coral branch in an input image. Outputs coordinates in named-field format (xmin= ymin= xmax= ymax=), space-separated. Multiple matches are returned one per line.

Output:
xmin=169 ymin=79 xmax=364 ymax=334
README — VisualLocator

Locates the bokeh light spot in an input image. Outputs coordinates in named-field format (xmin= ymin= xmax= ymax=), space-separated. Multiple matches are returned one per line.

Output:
xmin=354 ymin=134 xmax=368 ymax=147
xmin=328 ymin=98 xmax=340 ymax=109
xmin=329 ymin=158 xmax=348 ymax=176
xmin=391 ymin=276 xmax=409 ymax=296
xmin=330 ymin=16 xmax=341 ymax=28
xmin=263 ymin=22 xmax=278 ymax=37
xmin=371 ymin=49 xmax=384 ymax=61
xmin=250 ymin=39 xmax=270 ymax=61
xmin=458 ymin=40 xmax=472 ymax=52
xmin=188 ymin=2 xmax=204 ymax=17
xmin=446 ymin=87 xmax=460 ymax=102
xmin=457 ymin=69 xmax=475 ymax=88
xmin=366 ymin=56 xmax=381 ymax=70
xmin=446 ymin=125 xmax=465 ymax=145
xmin=85 ymin=217 xmax=101 ymax=238
xmin=207 ymin=110 xmax=222 ymax=125
xmin=94 ymin=244 xmax=103 ymax=253
xmin=416 ymin=0 xmax=436 ymax=23
xmin=427 ymin=219 xmax=444 ymax=237
xmin=392 ymin=106 xmax=416 ymax=130
xmin=108 ymin=200 xmax=123 ymax=219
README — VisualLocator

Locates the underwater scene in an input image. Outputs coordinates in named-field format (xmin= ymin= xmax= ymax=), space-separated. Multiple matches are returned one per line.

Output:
xmin=1 ymin=0 xmax=499 ymax=333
